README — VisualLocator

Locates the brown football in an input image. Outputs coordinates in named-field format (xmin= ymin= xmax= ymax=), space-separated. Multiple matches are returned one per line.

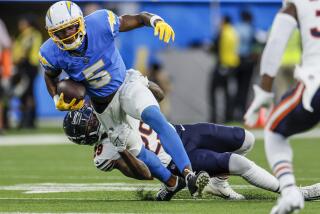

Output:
xmin=57 ymin=79 xmax=86 ymax=103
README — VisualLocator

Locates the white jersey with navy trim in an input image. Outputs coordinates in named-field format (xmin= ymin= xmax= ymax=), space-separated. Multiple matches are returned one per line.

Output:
xmin=285 ymin=0 xmax=320 ymax=67
xmin=93 ymin=116 xmax=172 ymax=171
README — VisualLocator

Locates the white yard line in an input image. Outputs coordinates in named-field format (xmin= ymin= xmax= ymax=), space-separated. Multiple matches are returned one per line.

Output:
xmin=0 ymin=183 xmax=160 ymax=194
xmin=0 ymin=183 xmax=256 ymax=194
xmin=0 ymin=134 xmax=70 ymax=146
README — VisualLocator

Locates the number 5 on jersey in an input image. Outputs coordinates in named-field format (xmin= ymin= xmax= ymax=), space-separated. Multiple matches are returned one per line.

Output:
xmin=82 ymin=59 xmax=111 ymax=88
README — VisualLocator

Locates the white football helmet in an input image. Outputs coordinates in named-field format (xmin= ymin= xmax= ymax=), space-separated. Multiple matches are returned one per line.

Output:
xmin=45 ymin=1 xmax=86 ymax=50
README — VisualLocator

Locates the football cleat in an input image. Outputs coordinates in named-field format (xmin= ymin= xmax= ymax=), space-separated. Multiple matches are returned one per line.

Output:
xmin=270 ymin=185 xmax=304 ymax=214
xmin=156 ymin=176 xmax=186 ymax=201
xmin=300 ymin=183 xmax=320 ymax=201
xmin=203 ymin=177 xmax=245 ymax=200
xmin=186 ymin=171 xmax=210 ymax=197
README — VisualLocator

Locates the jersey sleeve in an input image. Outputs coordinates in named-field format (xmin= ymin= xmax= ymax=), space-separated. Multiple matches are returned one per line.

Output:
xmin=38 ymin=48 xmax=61 ymax=77
xmin=93 ymin=139 xmax=120 ymax=172
xmin=106 ymin=10 xmax=120 ymax=38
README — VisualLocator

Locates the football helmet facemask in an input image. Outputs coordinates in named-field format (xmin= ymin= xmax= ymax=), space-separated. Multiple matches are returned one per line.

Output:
xmin=63 ymin=106 xmax=104 ymax=146
xmin=45 ymin=1 xmax=86 ymax=50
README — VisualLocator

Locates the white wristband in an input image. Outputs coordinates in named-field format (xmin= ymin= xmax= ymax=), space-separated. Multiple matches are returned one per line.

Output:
xmin=53 ymin=94 xmax=59 ymax=105
xmin=150 ymin=15 xmax=164 ymax=28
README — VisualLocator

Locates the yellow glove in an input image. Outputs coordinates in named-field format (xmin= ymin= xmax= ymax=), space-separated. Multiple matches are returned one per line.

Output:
xmin=154 ymin=21 xmax=175 ymax=43
xmin=54 ymin=93 xmax=85 ymax=111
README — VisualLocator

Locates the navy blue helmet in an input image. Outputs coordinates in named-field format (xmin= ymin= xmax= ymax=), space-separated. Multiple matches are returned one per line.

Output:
xmin=63 ymin=106 xmax=103 ymax=145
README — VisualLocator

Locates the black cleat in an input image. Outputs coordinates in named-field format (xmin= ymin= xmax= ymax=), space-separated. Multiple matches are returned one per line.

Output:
xmin=186 ymin=171 xmax=210 ymax=197
xmin=156 ymin=176 xmax=186 ymax=201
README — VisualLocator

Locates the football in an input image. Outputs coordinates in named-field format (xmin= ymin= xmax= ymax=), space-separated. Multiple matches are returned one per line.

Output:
xmin=57 ymin=79 xmax=86 ymax=103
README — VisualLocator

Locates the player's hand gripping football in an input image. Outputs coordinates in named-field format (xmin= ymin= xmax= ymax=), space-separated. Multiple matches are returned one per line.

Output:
xmin=244 ymin=85 xmax=274 ymax=128
xmin=54 ymin=93 xmax=85 ymax=111
xmin=108 ymin=124 xmax=132 ymax=152
xmin=154 ymin=21 xmax=175 ymax=43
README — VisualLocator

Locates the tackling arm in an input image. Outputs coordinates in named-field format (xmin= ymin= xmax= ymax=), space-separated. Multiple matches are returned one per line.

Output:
xmin=114 ymin=150 xmax=153 ymax=180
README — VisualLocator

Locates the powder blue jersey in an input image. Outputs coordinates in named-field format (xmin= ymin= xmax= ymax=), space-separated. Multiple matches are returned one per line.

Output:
xmin=39 ymin=9 xmax=126 ymax=98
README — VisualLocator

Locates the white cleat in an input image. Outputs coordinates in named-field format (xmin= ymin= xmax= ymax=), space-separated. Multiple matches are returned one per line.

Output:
xmin=300 ymin=183 xmax=320 ymax=201
xmin=203 ymin=177 xmax=245 ymax=200
xmin=270 ymin=185 xmax=304 ymax=214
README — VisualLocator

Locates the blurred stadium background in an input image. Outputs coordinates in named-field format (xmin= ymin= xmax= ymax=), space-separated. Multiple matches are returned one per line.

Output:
xmin=2 ymin=1 xmax=319 ymax=214
xmin=0 ymin=0 xmax=288 ymax=128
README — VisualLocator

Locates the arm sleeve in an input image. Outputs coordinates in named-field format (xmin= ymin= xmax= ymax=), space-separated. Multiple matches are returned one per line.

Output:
xmin=93 ymin=140 xmax=120 ymax=172
xmin=106 ymin=10 xmax=120 ymax=38
xmin=260 ymin=13 xmax=298 ymax=77
xmin=38 ymin=50 xmax=61 ymax=76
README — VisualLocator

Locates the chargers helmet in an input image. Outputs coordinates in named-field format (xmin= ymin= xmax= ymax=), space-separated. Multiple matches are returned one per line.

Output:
xmin=63 ymin=106 xmax=104 ymax=145
xmin=45 ymin=1 xmax=86 ymax=50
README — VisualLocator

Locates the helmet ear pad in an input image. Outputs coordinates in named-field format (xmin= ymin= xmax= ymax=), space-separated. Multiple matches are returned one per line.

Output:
xmin=63 ymin=106 xmax=101 ymax=146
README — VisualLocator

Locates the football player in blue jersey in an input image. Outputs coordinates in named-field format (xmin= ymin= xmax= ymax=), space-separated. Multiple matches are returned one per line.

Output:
xmin=63 ymin=105 xmax=320 ymax=201
xmin=39 ymin=1 xmax=209 ymax=197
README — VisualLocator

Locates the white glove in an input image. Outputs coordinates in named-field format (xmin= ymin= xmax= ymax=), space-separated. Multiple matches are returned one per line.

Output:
xmin=108 ymin=124 xmax=132 ymax=152
xmin=244 ymin=84 xmax=274 ymax=128
xmin=270 ymin=185 xmax=304 ymax=214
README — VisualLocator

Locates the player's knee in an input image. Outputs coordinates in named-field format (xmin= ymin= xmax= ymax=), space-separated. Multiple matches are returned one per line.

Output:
xmin=235 ymin=130 xmax=255 ymax=155
xmin=244 ymin=130 xmax=255 ymax=152
xmin=141 ymin=105 xmax=167 ymax=130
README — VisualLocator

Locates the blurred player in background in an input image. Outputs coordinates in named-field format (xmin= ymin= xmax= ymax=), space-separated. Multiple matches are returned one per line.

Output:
xmin=244 ymin=1 xmax=320 ymax=213
xmin=12 ymin=15 xmax=42 ymax=129
xmin=0 ymin=18 xmax=12 ymax=134
xmin=234 ymin=11 xmax=255 ymax=121
xmin=39 ymin=1 xmax=209 ymax=197
xmin=210 ymin=15 xmax=239 ymax=123
xmin=63 ymin=105 xmax=320 ymax=201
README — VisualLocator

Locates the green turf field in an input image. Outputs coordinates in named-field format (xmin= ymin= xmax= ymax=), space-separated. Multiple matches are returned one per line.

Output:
xmin=0 ymin=137 xmax=320 ymax=213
